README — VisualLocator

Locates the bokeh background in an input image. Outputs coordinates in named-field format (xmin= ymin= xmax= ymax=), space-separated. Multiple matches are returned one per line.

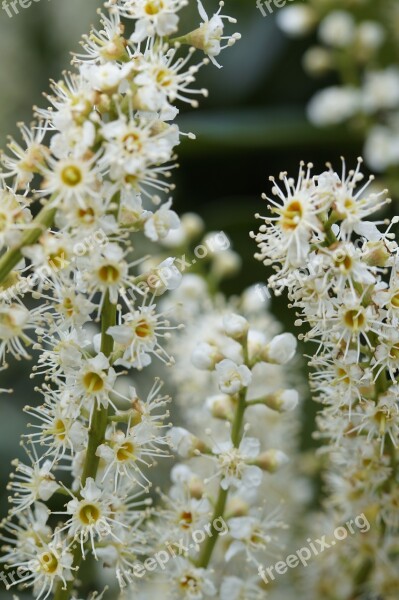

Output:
xmin=0 ymin=0 xmax=374 ymax=597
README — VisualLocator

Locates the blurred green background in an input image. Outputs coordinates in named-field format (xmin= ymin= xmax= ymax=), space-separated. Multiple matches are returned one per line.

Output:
xmin=0 ymin=0 xmax=366 ymax=597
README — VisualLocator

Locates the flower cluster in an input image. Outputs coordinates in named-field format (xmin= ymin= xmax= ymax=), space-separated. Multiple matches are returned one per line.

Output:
xmin=112 ymin=219 xmax=305 ymax=599
xmin=0 ymin=2 xmax=240 ymax=599
xmin=276 ymin=1 xmax=399 ymax=176
xmin=252 ymin=159 xmax=399 ymax=599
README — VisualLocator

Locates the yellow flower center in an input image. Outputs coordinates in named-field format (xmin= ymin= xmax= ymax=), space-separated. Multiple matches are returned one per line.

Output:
xmin=344 ymin=309 xmax=366 ymax=331
xmin=155 ymin=68 xmax=173 ymax=87
xmin=334 ymin=253 xmax=353 ymax=272
xmin=98 ymin=264 xmax=121 ymax=284
xmin=116 ymin=441 xmax=136 ymax=462
xmin=61 ymin=165 xmax=83 ymax=187
xmin=79 ymin=503 xmax=101 ymax=526
xmin=280 ymin=200 xmax=303 ymax=231
xmin=53 ymin=418 xmax=67 ymax=441
xmin=83 ymin=371 xmax=104 ymax=393
xmin=144 ymin=0 xmax=164 ymax=15
xmin=39 ymin=551 xmax=59 ymax=574
xmin=135 ymin=319 xmax=152 ymax=338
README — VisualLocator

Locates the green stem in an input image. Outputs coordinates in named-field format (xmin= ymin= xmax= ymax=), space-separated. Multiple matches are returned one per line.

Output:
xmin=53 ymin=291 xmax=117 ymax=600
xmin=198 ymin=340 xmax=248 ymax=568
xmin=0 ymin=204 xmax=56 ymax=284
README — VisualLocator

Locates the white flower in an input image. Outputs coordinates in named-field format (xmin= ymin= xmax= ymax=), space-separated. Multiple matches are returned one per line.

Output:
xmin=64 ymin=478 xmax=120 ymax=557
xmin=362 ymin=67 xmax=399 ymax=113
xmin=185 ymin=1 xmax=241 ymax=68
xmin=364 ymin=125 xmax=399 ymax=171
xmin=253 ymin=163 xmax=328 ymax=268
xmin=0 ymin=122 xmax=48 ymax=189
xmin=8 ymin=458 xmax=59 ymax=514
xmin=0 ymin=189 xmax=32 ymax=250
xmin=151 ymin=257 xmax=183 ymax=293
xmin=96 ymin=422 xmax=168 ymax=489
xmin=220 ymin=576 xmax=265 ymax=600
xmin=276 ymin=5 xmax=316 ymax=38
xmin=77 ymin=243 xmax=132 ymax=305
xmin=307 ymin=86 xmax=360 ymax=126
xmin=216 ymin=358 xmax=252 ymax=395
xmin=144 ymin=199 xmax=180 ymax=241
xmin=80 ymin=62 xmax=134 ymax=92
xmin=75 ymin=11 xmax=128 ymax=64
xmin=25 ymin=396 xmax=87 ymax=462
xmin=134 ymin=45 xmax=208 ymax=110
xmin=108 ymin=296 xmax=176 ymax=369
xmin=213 ymin=437 xmax=263 ymax=490
xmin=356 ymin=21 xmax=385 ymax=51
xmin=39 ymin=152 xmax=105 ymax=210
xmin=71 ymin=353 xmax=117 ymax=414
xmin=114 ymin=0 xmax=187 ymax=42
xmin=318 ymin=11 xmax=355 ymax=48
xmin=225 ymin=513 xmax=286 ymax=563
xmin=170 ymin=557 xmax=216 ymax=599
xmin=0 ymin=303 xmax=36 ymax=364
xmin=6 ymin=531 xmax=74 ymax=600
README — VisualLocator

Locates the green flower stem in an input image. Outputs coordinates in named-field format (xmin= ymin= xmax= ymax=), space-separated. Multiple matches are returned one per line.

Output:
xmin=81 ymin=294 xmax=117 ymax=485
xmin=197 ymin=338 xmax=248 ymax=569
xmin=54 ymin=291 xmax=117 ymax=600
xmin=0 ymin=204 xmax=56 ymax=285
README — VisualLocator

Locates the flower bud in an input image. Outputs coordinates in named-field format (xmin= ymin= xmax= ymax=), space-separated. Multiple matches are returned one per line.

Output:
xmin=192 ymin=342 xmax=223 ymax=370
xmin=211 ymin=250 xmax=242 ymax=279
xmin=256 ymin=450 xmax=289 ymax=473
xmin=223 ymin=313 xmax=249 ymax=339
xmin=188 ymin=477 xmax=205 ymax=500
xmin=206 ymin=394 xmax=235 ymax=420
xmin=263 ymin=333 xmax=297 ymax=364
xmin=226 ymin=497 xmax=249 ymax=517
xmin=181 ymin=213 xmax=205 ymax=240
xmin=261 ymin=389 xmax=299 ymax=412
xmin=168 ymin=427 xmax=206 ymax=458
xmin=363 ymin=241 xmax=391 ymax=267
xmin=276 ymin=5 xmax=317 ymax=38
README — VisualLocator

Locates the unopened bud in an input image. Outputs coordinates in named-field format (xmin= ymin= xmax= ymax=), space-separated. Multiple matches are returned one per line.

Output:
xmin=262 ymin=389 xmax=299 ymax=412
xmin=226 ymin=497 xmax=249 ymax=517
xmin=168 ymin=427 xmax=207 ymax=458
xmin=363 ymin=241 xmax=391 ymax=267
xmin=223 ymin=313 xmax=249 ymax=339
xmin=192 ymin=342 xmax=223 ymax=370
xmin=206 ymin=394 xmax=235 ymax=420
xmin=256 ymin=449 xmax=289 ymax=472
xmin=188 ymin=476 xmax=205 ymax=499
xmin=263 ymin=333 xmax=297 ymax=364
